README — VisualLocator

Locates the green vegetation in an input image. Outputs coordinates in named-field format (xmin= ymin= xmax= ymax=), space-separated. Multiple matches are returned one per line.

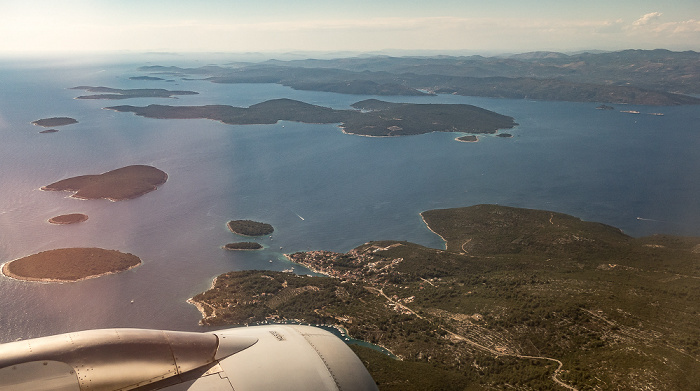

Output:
xmin=227 ymin=220 xmax=274 ymax=236
xmin=71 ymin=86 xmax=197 ymax=99
xmin=222 ymin=242 xmax=263 ymax=250
xmin=348 ymin=100 xmax=515 ymax=136
xmin=193 ymin=205 xmax=700 ymax=390
xmin=106 ymin=98 xmax=516 ymax=137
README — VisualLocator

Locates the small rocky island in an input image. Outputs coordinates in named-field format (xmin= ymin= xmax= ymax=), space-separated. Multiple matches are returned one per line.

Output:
xmin=456 ymin=135 xmax=478 ymax=142
xmin=222 ymin=242 xmax=263 ymax=251
xmin=2 ymin=248 xmax=141 ymax=282
xmin=41 ymin=165 xmax=167 ymax=201
xmin=32 ymin=117 xmax=78 ymax=127
xmin=227 ymin=220 xmax=274 ymax=236
xmin=128 ymin=76 xmax=165 ymax=81
xmin=48 ymin=213 xmax=88 ymax=224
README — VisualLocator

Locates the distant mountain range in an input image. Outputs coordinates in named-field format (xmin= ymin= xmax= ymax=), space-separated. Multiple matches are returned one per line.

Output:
xmin=140 ymin=49 xmax=700 ymax=106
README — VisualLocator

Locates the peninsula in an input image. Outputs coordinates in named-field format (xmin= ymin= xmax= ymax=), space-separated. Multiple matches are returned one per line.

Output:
xmin=227 ymin=220 xmax=274 ymax=236
xmin=31 ymin=117 xmax=78 ymax=127
xmin=71 ymin=86 xmax=198 ymax=100
xmin=41 ymin=165 xmax=167 ymax=201
xmin=191 ymin=204 xmax=699 ymax=390
xmin=105 ymin=98 xmax=517 ymax=137
xmin=2 ymin=248 xmax=141 ymax=282
xmin=48 ymin=213 xmax=88 ymax=224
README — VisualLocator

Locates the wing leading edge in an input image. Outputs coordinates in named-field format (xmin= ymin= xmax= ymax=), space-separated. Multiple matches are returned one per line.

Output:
xmin=0 ymin=325 xmax=378 ymax=391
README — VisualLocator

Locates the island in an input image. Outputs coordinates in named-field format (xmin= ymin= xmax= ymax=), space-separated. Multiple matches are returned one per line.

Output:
xmin=456 ymin=135 xmax=478 ymax=142
xmin=191 ymin=205 xmax=700 ymax=391
xmin=227 ymin=220 xmax=274 ymax=236
xmin=41 ymin=165 xmax=168 ymax=201
xmin=1 ymin=248 xmax=141 ymax=282
xmin=596 ymin=104 xmax=615 ymax=110
xmin=105 ymin=98 xmax=517 ymax=138
xmin=496 ymin=133 xmax=513 ymax=138
xmin=222 ymin=242 xmax=263 ymax=251
xmin=71 ymin=86 xmax=198 ymax=100
xmin=48 ymin=213 xmax=88 ymax=224
xmin=129 ymin=76 xmax=165 ymax=81
xmin=39 ymin=129 xmax=59 ymax=134
xmin=31 ymin=117 xmax=78 ymax=127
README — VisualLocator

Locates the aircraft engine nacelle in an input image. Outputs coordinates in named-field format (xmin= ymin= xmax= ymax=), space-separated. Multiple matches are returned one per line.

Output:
xmin=0 ymin=325 xmax=379 ymax=391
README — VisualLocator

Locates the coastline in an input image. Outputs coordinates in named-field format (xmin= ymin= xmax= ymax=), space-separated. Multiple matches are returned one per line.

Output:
xmin=419 ymin=212 xmax=448 ymax=250
xmin=283 ymin=253 xmax=330 ymax=277
xmin=186 ymin=275 xmax=400 ymax=358
xmin=187 ymin=276 xmax=219 ymax=325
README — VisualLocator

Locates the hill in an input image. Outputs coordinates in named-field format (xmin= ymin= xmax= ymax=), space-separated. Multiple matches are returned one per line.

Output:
xmin=139 ymin=50 xmax=700 ymax=105
xmin=191 ymin=205 xmax=700 ymax=390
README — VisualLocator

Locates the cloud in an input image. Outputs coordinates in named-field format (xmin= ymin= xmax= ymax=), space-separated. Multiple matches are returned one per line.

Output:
xmin=633 ymin=12 xmax=662 ymax=26
xmin=656 ymin=19 xmax=700 ymax=34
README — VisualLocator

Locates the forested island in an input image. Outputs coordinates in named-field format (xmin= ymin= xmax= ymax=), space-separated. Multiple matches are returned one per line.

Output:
xmin=456 ymin=135 xmax=478 ymax=142
xmin=105 ymin=98 xmax=517 ymax=137
xmin=2 ymin=248 xmax=141 ymax=282
xmin=41 ymin=165 xmax=167 ymax=201
xmin=227 ymin=220 xmax=274 ymax=236
xmin=191 ymin=204 xmax=699 ymax=390
xmin=48 ymin=213 xmax=88 ymax=224
xmin=222 ymin=242 xmax=264 ymax=251
xmin=71 ymin=86 xmax=198 ymax=99
xmin=31 ymin=117 xmax=78 ymax=127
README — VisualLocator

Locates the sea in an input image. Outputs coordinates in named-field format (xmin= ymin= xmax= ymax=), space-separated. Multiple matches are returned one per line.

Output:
xmin=1 ymin=55 xmax=699 ymax=343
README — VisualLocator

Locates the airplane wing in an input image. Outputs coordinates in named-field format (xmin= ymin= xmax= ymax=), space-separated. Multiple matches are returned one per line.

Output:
xmin=0 ymin=325 xmax=379 ymax=391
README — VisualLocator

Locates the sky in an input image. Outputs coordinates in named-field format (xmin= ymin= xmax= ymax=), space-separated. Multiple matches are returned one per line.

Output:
xmin=1 ymin=0 xmax=699 ymax=55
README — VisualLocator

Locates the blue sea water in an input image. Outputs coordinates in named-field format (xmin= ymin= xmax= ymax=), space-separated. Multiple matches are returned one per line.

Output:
xmin=1 ymin=57 xmax=699 ymax=343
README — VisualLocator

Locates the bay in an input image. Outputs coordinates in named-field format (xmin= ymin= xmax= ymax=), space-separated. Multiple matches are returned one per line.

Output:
xmin=0 ymin=57 xmax=699 ymax=342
